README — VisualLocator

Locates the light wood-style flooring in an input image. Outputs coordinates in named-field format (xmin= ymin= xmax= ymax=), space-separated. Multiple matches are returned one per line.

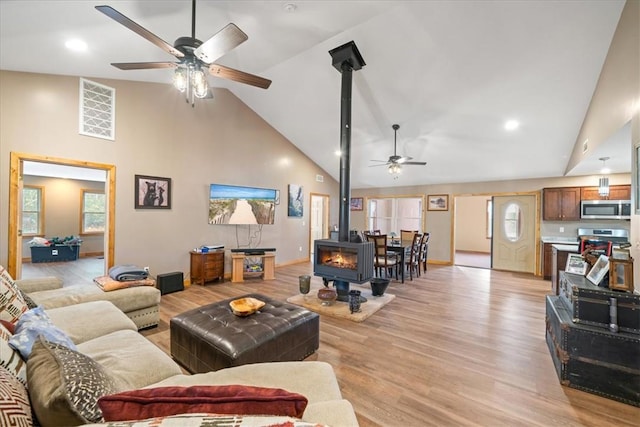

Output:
xmin=24 ymin=259 xmax=640 ymax=426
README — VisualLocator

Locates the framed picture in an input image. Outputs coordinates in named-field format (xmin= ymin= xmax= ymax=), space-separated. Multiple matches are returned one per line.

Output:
xmin=586 ymin=254 xmax=609 ymax=286
xmin=350 ymin=197 xmax=363 ymax=211
xmin=288 ymin=184 xmax=303 ymax=217
xmin=427 ymin=194 xmax=449 ymax=211
xmin=134 ymin=175 xmax=171 ymax=209
xmin=565 ymin=254 xmax=588 ymax=275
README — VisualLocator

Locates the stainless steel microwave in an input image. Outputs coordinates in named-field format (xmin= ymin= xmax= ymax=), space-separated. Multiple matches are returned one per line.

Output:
xmin=580 ymin=200 xmax=631 ymax=220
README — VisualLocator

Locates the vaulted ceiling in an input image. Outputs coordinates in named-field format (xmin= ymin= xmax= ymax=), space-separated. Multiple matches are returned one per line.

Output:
xmin=0 ymin=0 xmax=631 ymax=188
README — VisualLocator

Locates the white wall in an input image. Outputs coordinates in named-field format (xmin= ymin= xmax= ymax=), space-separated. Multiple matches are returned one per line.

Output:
xmin=455 ymin=196 xmax=491 ymax=253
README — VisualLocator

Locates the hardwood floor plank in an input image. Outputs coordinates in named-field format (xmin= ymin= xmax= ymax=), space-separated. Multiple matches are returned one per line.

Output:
xmin=23 ymin=259 xmax=640 ymax=426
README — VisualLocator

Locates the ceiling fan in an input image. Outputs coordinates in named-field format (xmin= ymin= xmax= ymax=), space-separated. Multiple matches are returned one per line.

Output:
xmin=95 ymin=0 xmax=271 ymax=106
xmin=370 ymin=124 xmax=427 ymax=174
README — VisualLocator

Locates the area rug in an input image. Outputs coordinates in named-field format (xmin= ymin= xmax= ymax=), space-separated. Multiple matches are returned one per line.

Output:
xmin=286 ymin=283 xmax=395 ymax=322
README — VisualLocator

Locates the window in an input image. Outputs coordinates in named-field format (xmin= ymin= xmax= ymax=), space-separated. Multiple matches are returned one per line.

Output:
xmin=22 ymin=186 xmax=43 ymax=236
xmin=503 ymin=203 xmax=522 ymax=242
xmin=81 ymin=189 xmax=106 ymax=234
xmin=367 ymin=196 xmax=423 ymax=234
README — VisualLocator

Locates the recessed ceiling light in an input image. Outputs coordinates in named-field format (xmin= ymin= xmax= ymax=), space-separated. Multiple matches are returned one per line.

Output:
xmin=65 ymin=39 xmax=88 ymax=52
xmin=504 ymin=120 xmax=519 ymax=131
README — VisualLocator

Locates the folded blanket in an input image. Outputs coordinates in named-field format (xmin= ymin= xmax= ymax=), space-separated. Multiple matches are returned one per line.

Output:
xmin=94 ymin=275 xmax=156 ymax=292
xmin=108 ymin=264 xmax=149 ymax=282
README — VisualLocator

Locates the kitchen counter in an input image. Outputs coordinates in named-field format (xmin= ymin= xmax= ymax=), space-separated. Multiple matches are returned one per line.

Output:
xmin=541 ymin=236 xmax=579 ymax=244
xmin=551 ymin=243 xmax=580 ymax=251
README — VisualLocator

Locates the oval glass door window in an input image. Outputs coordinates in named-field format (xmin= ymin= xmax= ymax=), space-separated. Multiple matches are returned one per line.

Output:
xmin=504 ymin=203 xmax=522 ymax=242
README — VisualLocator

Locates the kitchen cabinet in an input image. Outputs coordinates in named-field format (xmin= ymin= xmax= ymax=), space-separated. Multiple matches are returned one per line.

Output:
xmin=190 ymin=250 xmax=224 ymax=285
xmin=543 ymin=187 xmax=581 ymax=221
xmin=580 ymin=185 xmax=631 ymax=201
xmin=551 ymin=244 xmax=579 ymax=295
xmin=543 ymin=243 xmax=553 ymax=280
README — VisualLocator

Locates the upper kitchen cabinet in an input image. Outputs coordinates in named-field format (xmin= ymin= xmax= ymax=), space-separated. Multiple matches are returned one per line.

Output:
xmin=580 ymin=185 xmax=631 ymax=201
xmin=543 ymin=187 xmax=581 ymax=221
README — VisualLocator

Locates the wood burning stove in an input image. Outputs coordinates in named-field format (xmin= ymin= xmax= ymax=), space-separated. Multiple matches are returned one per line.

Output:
xmin=313 ymin=239 xmax=374 ymax=284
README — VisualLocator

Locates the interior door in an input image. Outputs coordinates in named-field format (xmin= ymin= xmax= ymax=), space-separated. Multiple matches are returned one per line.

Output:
xmin=309 ymin=194 xmax=329 ymax=256
xmin=491 ymin=194 xmax=536 ymax=273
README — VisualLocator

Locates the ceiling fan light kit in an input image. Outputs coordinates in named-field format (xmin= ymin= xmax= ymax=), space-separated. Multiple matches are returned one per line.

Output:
xmin=370 ymin=123 xmax=427 ymax=176
xmin=95 ymin=0 xmax=271 ymax=108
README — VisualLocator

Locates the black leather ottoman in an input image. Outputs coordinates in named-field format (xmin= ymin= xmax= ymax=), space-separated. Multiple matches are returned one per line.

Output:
xmin=170 ymin=293 xmax=320 ymax=373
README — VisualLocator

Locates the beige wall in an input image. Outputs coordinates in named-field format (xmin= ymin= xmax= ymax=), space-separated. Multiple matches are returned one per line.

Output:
xmin=21 ymin=176 xmax=105 ymax=259
xmin=455 ymin=195 xmax=491 ymax=253
xmin=0 ymin=70 xmax=340 ymax=279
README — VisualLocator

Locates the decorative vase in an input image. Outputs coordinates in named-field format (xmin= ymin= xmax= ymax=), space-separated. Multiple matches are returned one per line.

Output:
xmin=317 ymin=287 xmax=337 ymax=306
xmin=349 ymin=290 xmax=362 ymax=313
xmin=370 ymin=278 xmax=390 ymax=296
xmin=298 ymin=275 xmax=311 ymax=295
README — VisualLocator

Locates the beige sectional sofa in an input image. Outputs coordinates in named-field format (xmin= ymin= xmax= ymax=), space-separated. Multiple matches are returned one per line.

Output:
xmin=25 ymin=299 xmax=358 ymax=426
xmin=16 ymin=276 xmax=161 ymax=329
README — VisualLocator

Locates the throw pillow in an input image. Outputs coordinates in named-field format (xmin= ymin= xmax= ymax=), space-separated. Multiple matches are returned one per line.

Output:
xmin=27 ymin=337 xmax=118 ymax=426
xmin=0 ymin=323 xmax=27 ymax=386
xmin=0 ymin=365 xmax=33 ymax=426
xmin=18 ymin=289 xmax=38 ymax=309
xmin=0 ymin=265 xmax=29 ymax=324
xmin=9 ymin=306 xmax=77 ymax=359
xmin=98 ymin=385 xmax=308 ymax=421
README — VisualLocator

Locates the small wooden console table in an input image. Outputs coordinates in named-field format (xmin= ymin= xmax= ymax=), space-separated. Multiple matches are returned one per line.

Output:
xmin=231 ymin=252 xmax=275 ymax=283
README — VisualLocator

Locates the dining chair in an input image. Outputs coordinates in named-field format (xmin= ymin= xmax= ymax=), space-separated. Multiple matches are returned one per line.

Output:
xmin=404 ymin=232 xmax=422 ymax=280
xmin=419 ymin=232 xmax=430 ymax=274
xmin=370 ymin=234 xmax=400 ymax=279
xmin=400 ymin=229 xmax=417 ymax=245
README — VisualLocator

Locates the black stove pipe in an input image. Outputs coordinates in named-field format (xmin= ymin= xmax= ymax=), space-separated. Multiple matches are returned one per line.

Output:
xmin=329 ymin=41 xmax=366 ymax=243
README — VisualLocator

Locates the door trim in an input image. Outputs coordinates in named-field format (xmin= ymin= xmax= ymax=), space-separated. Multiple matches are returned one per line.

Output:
xmin=309 ymin=193 xmax=330 ymax=260
xmin=8 ymin=152 xmax=116 ymax=278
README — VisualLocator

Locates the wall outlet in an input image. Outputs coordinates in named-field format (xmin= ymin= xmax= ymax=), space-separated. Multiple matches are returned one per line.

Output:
xmin=559 ymin=227 xmax=564 ymax=233
xmin=143 ymin=266 xmax=150 ymax=273
xmin=299 ymin=246 xmax=302 ymax=252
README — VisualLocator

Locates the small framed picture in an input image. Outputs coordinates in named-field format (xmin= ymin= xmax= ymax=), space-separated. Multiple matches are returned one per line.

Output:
xmin=134 ymin=175 xmax=171 ymax=209
xmin=350 ymin=197 xmax=363 ymax=211
xmin=427 ymin=194 xmax=449 ymax=211
xmin=565 ymin=253 xmax=588 ymax=275
xmin=586 ymin=254 xmax=610 ymax=286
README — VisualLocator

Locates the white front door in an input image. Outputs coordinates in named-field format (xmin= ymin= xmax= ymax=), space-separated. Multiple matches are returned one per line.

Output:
xmin=491 ymin=194 xmax=536 ymax=273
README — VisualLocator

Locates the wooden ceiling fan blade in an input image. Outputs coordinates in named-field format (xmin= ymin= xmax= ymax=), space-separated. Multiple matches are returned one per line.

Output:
xmin=209 ymin=64 xmax=271 ymax=89
xmin=368 ymin=163 xmax=390 ymax=168
xmin=112 ymin=62 xmax=177 ymax=70
xmin=95 ymin=5 xmax=184 ymax=59
xmin=403 ymin=161 xmax=427 ymax=166
xmin=194 ymin=23 xmax=248 ymax=64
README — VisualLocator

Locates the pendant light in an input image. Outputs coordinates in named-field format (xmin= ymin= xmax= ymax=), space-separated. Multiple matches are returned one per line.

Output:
xmin=598 ymin=157 xmax=610 ymax=198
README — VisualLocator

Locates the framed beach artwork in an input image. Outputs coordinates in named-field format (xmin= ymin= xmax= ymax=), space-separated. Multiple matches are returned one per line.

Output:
xmin=586 ymin=255 xmax=609 ymax=286
xmin=565 ymin=254 xmax=588 ymax=275
xmin=288 ymin=184 xmax=303 ymax=217
xmin=134 ymin=175 xmax=171 ymax=209
xmin=350 ymin=197 xmax=363 ymax=211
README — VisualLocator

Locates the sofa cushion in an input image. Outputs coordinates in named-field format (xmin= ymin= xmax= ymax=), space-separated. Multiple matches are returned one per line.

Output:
xmin=87 ymin=413 xmax=325 ymax=427
xmin=9 ymin=306 xmax=77 ymax=359
xmin=98 ymin=385 xmax=308 ymax=421
xmin=27 ymin=338 xmax=118 ymax=427
xmin=77 ymin=329 xmax=182 ymax=391
xmin=0 ymin=365 xmax=33 ymax=426
xmin=45 ymin=300 xmax=137 ymax=344
xmin=0 ymin=265 xmax=29 ymax=324
xmin=29 ymin=284 xmax=160 ymax=313
xmin=0 ymin=323 xmax=27 ymax=385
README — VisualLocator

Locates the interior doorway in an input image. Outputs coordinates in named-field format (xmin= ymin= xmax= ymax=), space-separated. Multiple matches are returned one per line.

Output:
xmin=309 ymin=193 xmax=330 ymax=258
xmin=7 ymin=152 xmax=116 ymax=279
xmin=453 ymin=195 xmax=492 ymax=269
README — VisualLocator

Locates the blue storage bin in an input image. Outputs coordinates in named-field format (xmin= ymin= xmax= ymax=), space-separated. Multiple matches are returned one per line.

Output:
xmin=30 ymin=245 xmax=80 ymax=263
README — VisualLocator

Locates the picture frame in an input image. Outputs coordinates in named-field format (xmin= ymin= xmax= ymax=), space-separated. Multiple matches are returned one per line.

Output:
xmin=134 ymin=175 xmax=171 ymax=209
xmin=565 ymin=253 xmax=588 ymax=275
xmin=609 ymin=257 xmax=634 ymax=292
xmin=288 ymin=184 xmax=303 ymax=217
xmin=586 ymin=254 xmax=609 ymax=286
xmin=350 ymin=197 xmax=363 ymax=211
xmin=427 ymin=194 xmax=449 ymax=211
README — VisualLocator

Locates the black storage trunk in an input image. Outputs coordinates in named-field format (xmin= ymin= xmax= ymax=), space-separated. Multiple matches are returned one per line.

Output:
xmin=156 ymin=272 xmax=184 ymax=295
xmin=545 ymin=295 xmax=640 ymax=407
xmin=559 ymin=271 xmax=640 ymax=335
xmin=30 ymin=245 xmax=80 ymax=263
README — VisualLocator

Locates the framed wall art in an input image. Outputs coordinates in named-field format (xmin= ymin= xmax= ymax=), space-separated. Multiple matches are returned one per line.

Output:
xmin=350 ymin=197 xmax=363 ymax=211
xmin=427 ymin=194 xmax=449 ymax=211
xmin=134 ymin=175 xmax=171 ymax=209
xmin=586 ymin=254 xmax=609 ymax=286
xmin=288 ymin=184 xmax=303 ymax=217
xmin=565 ymin=253 xmax=588 ymax=275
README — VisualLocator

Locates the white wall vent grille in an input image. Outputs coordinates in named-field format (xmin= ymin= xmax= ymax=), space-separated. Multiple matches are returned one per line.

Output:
xmin=316 ymin=174 xmax=324 ymax=182
xmin=79 ymin=78 xmax=115 ymax=140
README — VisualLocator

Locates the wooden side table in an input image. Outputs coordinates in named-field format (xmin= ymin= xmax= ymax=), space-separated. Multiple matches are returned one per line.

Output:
xmin=231 ymin=253 xmax=276 ymax=283
xmin=190 ymin=250 xmax=224 ymax=285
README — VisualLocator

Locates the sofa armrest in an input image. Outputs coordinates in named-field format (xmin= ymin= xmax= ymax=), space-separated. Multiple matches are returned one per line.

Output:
xmin=15 ymin=276 xmax=63 ymax=293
